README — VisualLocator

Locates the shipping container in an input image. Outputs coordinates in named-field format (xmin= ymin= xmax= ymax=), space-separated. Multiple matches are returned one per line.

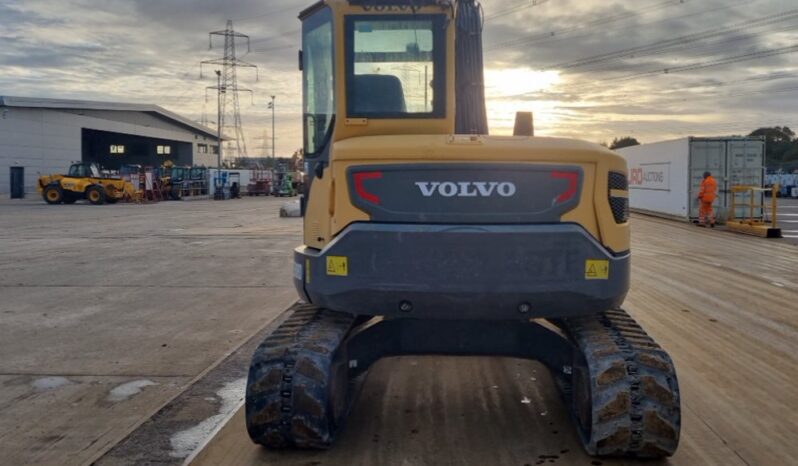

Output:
xmin=616 ymin=137 xmax=765 ymax=222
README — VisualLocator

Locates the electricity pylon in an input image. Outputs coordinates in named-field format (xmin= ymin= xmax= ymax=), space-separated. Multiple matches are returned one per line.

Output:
xmin=200 ymin=20 xmax=258 ymax=160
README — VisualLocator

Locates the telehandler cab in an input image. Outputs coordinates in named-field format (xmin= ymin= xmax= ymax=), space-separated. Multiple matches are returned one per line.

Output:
xmin=245 ymin=0 xmax=681 ymax=458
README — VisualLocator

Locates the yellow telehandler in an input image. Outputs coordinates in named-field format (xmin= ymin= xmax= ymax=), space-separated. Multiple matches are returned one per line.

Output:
xmin=38 ymin=163 xmax=136 ymax=205
xmin=245 ymin=0 xmax=680 ymax=458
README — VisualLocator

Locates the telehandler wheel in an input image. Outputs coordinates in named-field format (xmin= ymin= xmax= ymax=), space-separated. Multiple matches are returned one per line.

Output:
xmin=43 ymin=185 xmax=64 ymax=204
xmin=86 ymin=185 xmax=106 ymax=205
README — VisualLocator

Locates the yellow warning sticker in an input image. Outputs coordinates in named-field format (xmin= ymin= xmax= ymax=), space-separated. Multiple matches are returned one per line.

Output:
xmin=326 ymin=256 xmax=349 ymax=277
xmin=585 ymin=260 xmax=610 ymax=280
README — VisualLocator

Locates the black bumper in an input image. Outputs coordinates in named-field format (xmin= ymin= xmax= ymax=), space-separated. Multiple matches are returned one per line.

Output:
xmin=294 ymin=223 xmax=629 ymax=320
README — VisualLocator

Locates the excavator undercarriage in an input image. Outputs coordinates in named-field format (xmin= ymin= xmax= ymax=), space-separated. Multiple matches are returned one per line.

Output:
xmin=246 ymin=303 xmax=680 ymax=457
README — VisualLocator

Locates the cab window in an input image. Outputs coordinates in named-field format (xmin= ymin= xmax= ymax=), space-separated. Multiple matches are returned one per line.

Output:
xmin=303 ymin=7 xmax=335 ymax=157
xmin=346 ymin=15 xmax=446 ymax=118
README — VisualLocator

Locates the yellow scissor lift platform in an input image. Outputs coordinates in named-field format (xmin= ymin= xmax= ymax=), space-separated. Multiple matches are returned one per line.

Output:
xmin=726 ymin=185 xmax=782 ymax=238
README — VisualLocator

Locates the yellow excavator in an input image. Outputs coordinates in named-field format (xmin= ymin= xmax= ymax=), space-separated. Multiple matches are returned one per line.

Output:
xmin=245 ymin=0 xmax=680 ymax=458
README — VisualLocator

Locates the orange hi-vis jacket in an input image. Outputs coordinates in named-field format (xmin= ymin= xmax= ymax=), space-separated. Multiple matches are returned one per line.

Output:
xmin=699 ymin=175 xmax=718 ymax=203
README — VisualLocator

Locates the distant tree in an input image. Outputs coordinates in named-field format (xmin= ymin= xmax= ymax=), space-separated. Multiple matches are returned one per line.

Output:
xmin=750 ymin=126 xmax=795 ymax=143
xmin=598 ymin=141 xmax=609 ymax=148
xmin=609 ymin=137 xmax=641 ymax=150
xmin=749 ymin=126 xmax=797 ymax=166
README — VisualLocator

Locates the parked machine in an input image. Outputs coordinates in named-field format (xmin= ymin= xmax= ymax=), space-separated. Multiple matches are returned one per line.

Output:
xmin=162 ymin=164 xmax=190 ymax=200
xmin=213 ymin=171 xmax=230 ymax=200
xmin=190 ymin=167 xmax=210 ymax=196
xmin=244 ymin=0 xmax=680 ymax=459
xmin=271 ymin=166 xmax=297 ymax=197
xmin=247 ymin=167 xmax=273 ymax=196
xmin=38 ymin=163 xmax=135 ymax=205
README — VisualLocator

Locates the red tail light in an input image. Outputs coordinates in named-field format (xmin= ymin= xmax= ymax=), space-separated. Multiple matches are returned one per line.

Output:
xmin=551 ymin=171 xmax=579 ymax=204
xmin=353 ymin=171 xmax=383 ymax=205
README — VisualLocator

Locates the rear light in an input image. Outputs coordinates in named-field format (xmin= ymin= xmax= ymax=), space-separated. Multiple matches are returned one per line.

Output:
xmin=608 ymin=172 xmax=629 ymax=223
xmin=353 ymin=171 xmax=383 ymax=205
xmin=551 ymin=171 xmax=579 ymax=204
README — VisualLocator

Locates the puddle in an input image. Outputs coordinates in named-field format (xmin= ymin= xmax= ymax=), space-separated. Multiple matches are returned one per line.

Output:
xmin=169 ymin=377 xmax=246 ymax=458
xmin=108 ymin=379 xmax=157 ymax=402
xmin=32 ymin=376 xmax=73 ymax=391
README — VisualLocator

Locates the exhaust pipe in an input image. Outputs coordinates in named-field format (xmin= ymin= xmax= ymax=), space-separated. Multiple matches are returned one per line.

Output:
xmin=513 ymin=111 xmax=534 ymax=137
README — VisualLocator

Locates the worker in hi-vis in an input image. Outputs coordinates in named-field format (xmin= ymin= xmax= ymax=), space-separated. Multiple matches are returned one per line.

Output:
xmin=698 ymin=171 xmax=718 ymax=227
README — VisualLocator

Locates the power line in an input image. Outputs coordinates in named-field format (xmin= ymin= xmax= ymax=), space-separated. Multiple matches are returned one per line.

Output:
xmin=485 ymin=0 xmax=553 ymax=20
xmin=230 ymin=4 xmax=296 ymax=23
xmin=249 ymin=28 xmax=301 ymax=46
xmin=502 ymin=38 xmax=798 ymax=99
xmin=486 ymin=0 xmax=688 ymax=51
xmin=249 ymin=44 xmax=296 ymax=54
xmin=486 ymin=0 xmax=755 ymax=57
xmin=600 ymin=73 xmax=798 ymax=104
xmin=607 ymin=44 xmax=798 ymax=82
xmin=549 ymin=9 xmax=798 ymax=71
xmin=567 ymin=22 xmax=798 ymax=75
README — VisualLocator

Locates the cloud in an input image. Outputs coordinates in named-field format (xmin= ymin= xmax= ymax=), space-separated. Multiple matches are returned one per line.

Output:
xmin=1 ymin=0 xmax=797 ymax=152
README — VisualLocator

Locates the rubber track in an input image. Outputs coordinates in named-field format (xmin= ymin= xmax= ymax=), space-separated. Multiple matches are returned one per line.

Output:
xmin=563 ymin=309 xmax=681 ymax=457
xmin=245 ymin=303 xmax=356 ymax=449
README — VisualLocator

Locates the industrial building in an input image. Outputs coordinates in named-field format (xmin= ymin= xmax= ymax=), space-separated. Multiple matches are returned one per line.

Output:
xmin=0 ymin=96 xmax=220 ymax=198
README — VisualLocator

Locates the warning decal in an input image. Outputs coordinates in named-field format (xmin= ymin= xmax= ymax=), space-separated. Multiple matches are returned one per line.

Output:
xmin=326 ymin=256 xmax=349 ymax=277
xmin=585 ymin=260 xmax=610 ymax=280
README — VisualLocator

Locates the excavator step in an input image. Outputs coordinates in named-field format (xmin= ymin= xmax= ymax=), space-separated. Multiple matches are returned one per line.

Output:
xmin=562 ymin=309 xmax=681 ymax=457
xmin=245 ymin=303 xmax=357 ymax=449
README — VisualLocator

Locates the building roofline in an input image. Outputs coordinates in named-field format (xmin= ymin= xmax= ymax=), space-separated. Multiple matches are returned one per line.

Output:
xmin=0 ymin=96 xmax=222 ymax=141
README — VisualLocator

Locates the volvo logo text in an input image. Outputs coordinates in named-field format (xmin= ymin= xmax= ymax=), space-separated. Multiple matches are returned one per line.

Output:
xmin=415 ymin=181 xmax=517 ymax=198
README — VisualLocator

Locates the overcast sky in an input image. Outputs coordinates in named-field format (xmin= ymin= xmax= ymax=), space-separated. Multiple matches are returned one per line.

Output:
xmin=2 ymin=0 xmax=797 ymax=156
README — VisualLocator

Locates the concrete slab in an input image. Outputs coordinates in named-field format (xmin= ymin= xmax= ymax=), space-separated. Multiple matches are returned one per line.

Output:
xmin=0 ymin=286 xmax=295 ymax=376
xmin=3 ymin=196 xmax=796 ymax=465
xmin=0 ymin=197 xmax=301 ymax=465
xmin=0 ymin=374 xmax=185 ymax=466
xmin=186 ymin=215 xmax=798 ymax=466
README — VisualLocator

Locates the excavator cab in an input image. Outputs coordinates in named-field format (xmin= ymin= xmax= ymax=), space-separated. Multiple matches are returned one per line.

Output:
xmin=246 ymin=0 xmax=681 ymax=458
